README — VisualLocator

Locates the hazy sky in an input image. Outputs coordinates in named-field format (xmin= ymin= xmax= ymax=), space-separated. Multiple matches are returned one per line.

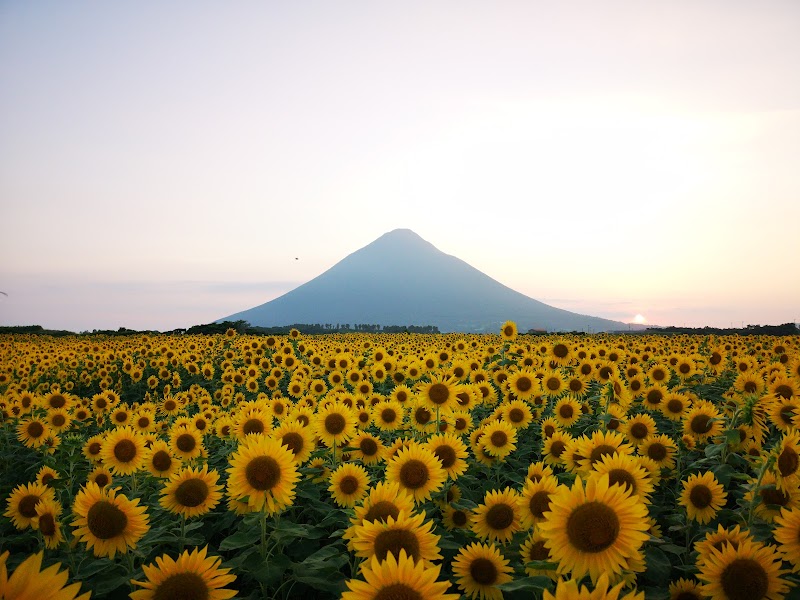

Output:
xmin=2 ymin=1 xmax=799 ymax=331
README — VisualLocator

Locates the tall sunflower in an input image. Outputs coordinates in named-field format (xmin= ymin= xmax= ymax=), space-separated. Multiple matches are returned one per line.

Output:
xmin=638 ymin=434 xmax=678 ymax=471
xmin=342 ymin=550 xmax=458 ymax=600
xmin=373 ymin=400 xmax=404 ymax=431
xmin=4 ymin=482 xmax=55 ymax=530
xmin=226 ymin=435 xmax=299 ymax=514
xmin=697 ymin=539 xmax=788 ymax=600
xmin=385 ymin=444 xmax=447 ymax=504
xmin=680 ymin=471 xmax=727 ymax=524
xmin=478 ymin=421 xmax=517 ymax=459
xmin=72 ymin=482 xmax=150 ymax=558
xmin=272 ymin=420 xmax=314 ymax=464
xmin=500 ymin=321 xmax=518 ymax=341
xmin=144 ymin=440 xmax=180 ymax=479
xmin=351 ymin=511 xmax=442 ymax=567
xmin=130 ymin=545 xmax=237 ymax=600
xmin=537 ymin=475 xmax=650 ymax=583
xmin=471 ymin=487 xmax=522 ymax=544
xmin=31 ymin=497 xmax=64 ymax=549
xmin=553 ymin=397 xmax=582 ymax=428
xmin=329 ymin=463 xmax=371 ymax=508
xmin=314 ymin=401 xmax=357 ymax=448
xmin=417 ymin=375 xmax=460 ymax=411
xmin=0 ymin=551 xmax=91 ymax=600
xmin=351 ymin=432 xmax=386 ymax=466
xmin=506 ymin=370 xmax=539 ymax=401
xmin=451 ymin=542 xmax=513 ymax=600
xmin=101 ymin=426 xmax=147 ymax=475
xmin=424 ymin=433 xmax=469 ymax=480
xmin=160 ymin=465 xmax=223 ymax=518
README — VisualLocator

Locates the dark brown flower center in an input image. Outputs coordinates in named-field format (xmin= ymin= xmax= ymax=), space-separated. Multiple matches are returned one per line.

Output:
xmin=374 ymin=528 xmax=420 ymax=562
xmin=175 ymin=478 xmax=209 ymax=508
xmin=549 ymin=441 xmax=566 ymax=458
xmin=399 ymin=460 xmax=429 ymax=489
xmin=490 ymin=431 xmax=508 ymax=448
xmin=114 ymin=439 xmax=137 ymax=463
xmin=566 ymin=501 xmax=619 ymax=553
xmin=607 ymin=469 xmax=637 ymax=494
xmin=559 ymin=405 xmax=574 ymax=419
xmin=529 ymin=491 xmax=551 ymax=519
xmin=27 ymin=422 xmax=45 ymax=438
xmin=516 ymin=377 xmax=533 ymax=392
xmin=364 ymin=501 xmax=400 ymax=523
xmin=52 ymin=414 xmax=66 ymax=427
xmin=18 ymin=494 xmax=40 ymax=518
xmin=88 ymin=442 xmax=102 ymax=455
xmin=38 ymin=513 xmax=56 ymax=536
xmin=528 ymin=540 xmax=550 ymax=561
xmin=360 ymin=438 xmax=379 ymax=456
xmin=691 ymin=415 xmax=712 ymax=434
xmin=176 ymin=433 xmax=197 ymax=452
xmin=545 ymin=377 xmax=561 ymax=392
xmin=590 ymin=444 xmax=616 ymax=465
xmin=554 ymin=344 xmax=569 ymax=358
xmin=720 ymin=558 xmax=769 ymax=600
xmin=689 ymin=484 xmax=712 ymax=508
xmin=245 ymin=456 xmax=281 ymax=491
xmin=759 ymin=486 xmax=789 ymax=507
xmin=452 ymin=509 xmax=467 ymax=526
xmin=381 ymin=409 xmax=398 ymax=423
xmin=242 ymin=419 xmax=265 ymax=435
xmin=470 ymin=557 xmax=498 ymax=585
xmin=325 ymin=413 xmax=346 ymax=435
xmin=433 ymin=445 xmax=456 ymax=469
xmin=775 ymin=385 xmax=793 ymax=400
xmin=647 ymin=443 xmax=667 ymax=462
xmin=630 ymin=423 xmax=648 ymax=439
xmin=647 ymin=390 xmax=663 ymax=405
xmin=87 ymin=500 xmax=128 ymax=539
xmin=152 ymin=450 xmax=173 ymax=472
xmin=428 ymin=383 xmax=450 ymax=405
xmin=485 ymin=503 xmax=514 ymax=530
xmin=339 ymin=475 xmax=359 ymax=496
xmin=374 ymin=584 xmax=422 ymax=600
xmin=94 ymin=473 xmax=110 ymax=487
xmin=414 ymin=407 xmax=431 ymax=424
xmin=153 ymin=572 xmax=210 ymax=600
xmin=778 ymin=447 xmax=799 ymax=477
xmin=281 ymin=432 xmax=305 ymax=456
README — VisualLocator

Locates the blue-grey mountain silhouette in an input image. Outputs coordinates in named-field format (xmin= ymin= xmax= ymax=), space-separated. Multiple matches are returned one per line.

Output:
xmin=221 ymin=229 xmax=631 ymax=333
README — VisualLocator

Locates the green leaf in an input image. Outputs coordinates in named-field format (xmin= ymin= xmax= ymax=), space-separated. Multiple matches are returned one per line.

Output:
xmin=497 ymin=576 xmax=552 ymax=592
xmin=643 ymin=545 xmax=672 ymax=584
xmin=219 ymin=528 xmax=259 ymax=550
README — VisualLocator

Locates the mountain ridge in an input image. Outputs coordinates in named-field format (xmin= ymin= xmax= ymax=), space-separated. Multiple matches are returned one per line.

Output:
xmin=220 ymin=229 xmax=633 ymax=333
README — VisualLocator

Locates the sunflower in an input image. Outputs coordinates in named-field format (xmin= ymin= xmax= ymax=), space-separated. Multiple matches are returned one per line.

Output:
xmin=543 ymin=572 xmax=644 ymax=600
xmin=540 ymin=429 xmax=570 ymax=466
xmin=734 ymin=371 xmax=766 ymax=396
xmin=82 ymin=433 xmax=105 ymax=463
xmin=373 ymin=399 xmax=404 ymax=431
xmin=683 ymin=402 xmax=723 ymax=443
xmin=351 ymin=511 xmax=442 ymax=567
xmin=351 ymin=432 xmax=386 ymax=466
xmin=519 ymin=530 xmax=559 ymax=580
xmin=478 ymin=420 xmax=517 ymax=459
xmin=774 ymin=430 xmax=800 ymax=492
xmin=329 ymin=463 xmax=371 ymax=508
xmin=417 ymin=375 xmax=460 ymax=412
xmin=235 ymin=408 xmax=272 ymax=439
xmin=424 ymin=432 xmax=469 ymax=480
xmin=130 ymin=545 xmax=237 ymax=600
xmin=576 ymin=429 xmax=634 ymax=474
xmin=694 ymin=524 xmax=753 ymax=569
xmin=226 ymin=435 xmax=299 ymax=514
xmin=72 ymin=482 xmax=150 ymax=558
xmin=621 ymin=413 xmax=657 ymax=446
xmin=314 ymin=401 xmax=357 ymax=448
xmin=668 ymin=578 xmax=704 ymax=600
xmin=503 ymin=369 xmax=536 ymax=401
xmin=589 ymin=453 xmax=654 ymax=502
xmin=31 ymin=497 xmax=64 ymax=548
xmin=549 ymin=398 xmax=579 ymax=430
xmin=471 ymin=488 xmax=522 ymax=544
xmin=16 ymin=417 xmax=51 ymax=448
xmin=680 ymin=471 xmax=727 ymax=524
xmin=144 ymin=440 xmax=180 ymax=479
xmin=4 ymin=482 xmax=55 ymax=530
xmin=88 ymin=465 xmax=114 ymax=489
xmin=272 ymin=420 xmax=314 ymax=464
xmin=160 ymin=465 xmax=223 ymax=518
xmin=100 ymin=425 xmax=146 ymax=475
xmin=451 ymin=541 xmax=513 ymax=600
xmin=697 ymin=539 xmax=789 ymax=600
xmin=770 ymin=375 xmax=799 ymax=402
xmin=538 ymin=475 xmax=650 ymax=583
xmin=499 ymin=399 xmax=533 ymax=430
xmin=518 ymin=474 xmax=560 ymax=529
xmin=36 ymin=465 xmax=60 ymax=487
xmin=385 ymin=444 xmax=447 ymax=504
xmin=343 ymin=481 xmax=417 ymax=549
xmin=768 ymin=398 xmax=798 ymax=432
xmin=500 ymin=321 xmax=518 ymax=341
xmin=342 ymin=550 xmax=458 ymax=600
xmin=638 ymin=434 xmax=678 ymax=471
xmin=0 ymin=551 xmax=91 ymax=600
xmin=170 ymin=425 xmax=205 ymax=461
xmin=774 ymin=507 xmax=800 ymax=572
xmin=743 ymin=471 xmax=798 ymax=523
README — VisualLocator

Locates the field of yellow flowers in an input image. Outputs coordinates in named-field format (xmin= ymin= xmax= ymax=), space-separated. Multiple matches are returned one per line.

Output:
xmin=1 ymin=324 xmax=800 ymax=600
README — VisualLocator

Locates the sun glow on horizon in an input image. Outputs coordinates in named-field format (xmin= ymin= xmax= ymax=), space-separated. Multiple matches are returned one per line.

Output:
xmin=633 ymin=314 xmax=647 ymax=325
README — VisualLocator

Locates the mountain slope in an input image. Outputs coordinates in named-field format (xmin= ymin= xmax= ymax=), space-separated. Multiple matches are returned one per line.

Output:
xmin=221 ymin=229 xmax=629 ymax=333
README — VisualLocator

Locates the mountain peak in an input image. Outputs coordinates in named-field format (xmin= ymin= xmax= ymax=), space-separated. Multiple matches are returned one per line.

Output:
xmin=221 ymin=230 xmax=629 ymax=333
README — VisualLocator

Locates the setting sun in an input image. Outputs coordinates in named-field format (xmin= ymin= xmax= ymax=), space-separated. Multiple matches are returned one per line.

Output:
xmin=633 ymin=314 xmax=647 ymax=324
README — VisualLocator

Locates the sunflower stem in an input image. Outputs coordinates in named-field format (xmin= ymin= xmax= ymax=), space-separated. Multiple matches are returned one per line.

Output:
xmin=260 ymin=508 xmax=268 ymax=560
xmin=179 ymin=514 xmax=186 ymax=552
xmin=747 ymin=454 xmax=775 ymax=527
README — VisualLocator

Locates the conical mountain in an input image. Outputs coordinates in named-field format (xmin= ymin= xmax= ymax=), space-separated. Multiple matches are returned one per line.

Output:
xmin=221 ymin=229 xmax=629 ymax=333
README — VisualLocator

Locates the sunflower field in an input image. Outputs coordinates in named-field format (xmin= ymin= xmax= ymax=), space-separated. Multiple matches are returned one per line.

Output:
xmin=1 ymin=324 xmax=800 ymax=600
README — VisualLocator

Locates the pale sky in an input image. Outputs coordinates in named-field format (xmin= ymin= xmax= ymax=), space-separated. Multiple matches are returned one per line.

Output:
xmin=1 ymin=1 xmax=799 ymax=331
